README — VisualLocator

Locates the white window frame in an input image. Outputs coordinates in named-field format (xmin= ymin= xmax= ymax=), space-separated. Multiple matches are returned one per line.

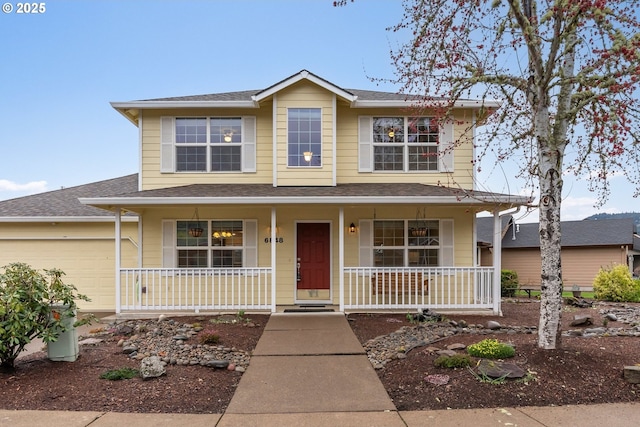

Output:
xmin=175 ymin=220 xmax=245 ymax=268
xmin=287 ymin=107 xmax=323 ymax=167
xmin=160 ymin=116 xmax=256 ymax=173
xmin=372 ymin=219 xmax=441 ymax=267
xmin=358 ymin=116 xmax=454 ymax=173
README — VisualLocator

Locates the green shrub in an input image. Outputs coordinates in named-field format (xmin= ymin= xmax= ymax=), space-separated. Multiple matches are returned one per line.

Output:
xmin=434 ymin=353 xmax=472 ymax=368
xmin=0 ymin=263 xmax=92 ymax=371
xmin=593 ymin=264 xmax=640 ymax=302
xmin=100 ymin=367 xmax=139 ymax=380
xmin=198 ymin=328 xmax=221 ymax=345
xmin=501 ymin=270 xmax=519 ymax=297
xmin=467 ymin=339 xmax=515 ymax=359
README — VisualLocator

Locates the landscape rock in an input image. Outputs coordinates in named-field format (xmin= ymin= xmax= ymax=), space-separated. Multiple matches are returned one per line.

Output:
xmin=447 ymin=343 xmax=466 ymax=351
xmin=570 ymin=314 xmax=593 ymax=326
xmin=623 ymin=366 xmax=640 ymax=384
xmin=477 ymin=359 xmax=526 ymax=379
xmin=140 ymin=356 xmax=166 ymax=379
xmin=487 ymin=320 xmax=501 ymax=330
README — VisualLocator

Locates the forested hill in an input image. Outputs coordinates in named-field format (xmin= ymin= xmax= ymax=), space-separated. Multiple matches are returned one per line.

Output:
xmin=585 ymin=212 xmax=640 ymax=232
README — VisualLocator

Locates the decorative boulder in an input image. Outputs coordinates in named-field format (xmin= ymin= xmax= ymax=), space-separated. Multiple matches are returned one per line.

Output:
xmin=477 ymin=359 xmax=526 ymax=379
xmin=623 ymin=366 xmax=640 ymax=384
xmin=140 ymin=356 xmax=166 ymax=379
xmin=570 ymin=314 xmax=593 ymax=326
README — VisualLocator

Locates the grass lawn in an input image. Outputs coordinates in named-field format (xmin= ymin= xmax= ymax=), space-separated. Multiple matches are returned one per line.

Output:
xmin=514 ymin=290 xmax=596 ymax=299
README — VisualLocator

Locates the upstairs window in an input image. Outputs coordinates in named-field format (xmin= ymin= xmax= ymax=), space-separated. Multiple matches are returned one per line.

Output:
xmin=372 ymin=117 xmax=439 ymax=172
xmin=161 ymin=116 xmax=256 ymax=173
xmin=175 ymin=118 xmax=242 ymax=172
xmin=288 ymin=108 xmax=322 ymax=167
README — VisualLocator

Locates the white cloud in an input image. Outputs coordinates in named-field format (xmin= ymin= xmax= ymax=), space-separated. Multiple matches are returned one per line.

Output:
xmin=0 ymin=179 xmax=48 ymax=197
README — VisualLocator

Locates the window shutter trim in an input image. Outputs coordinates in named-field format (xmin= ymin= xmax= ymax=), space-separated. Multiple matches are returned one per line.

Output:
xmin=358 ymin=116 xmax=373 ymax=172
xmin=242 ymin=116 xmax=257 ymax=172
xmin=160 ymin=117 xmax=175 ymax=173
xmin=162 ymin=220 xmax=176 ymax=268
xmin=358 ymin=219 xmax=373 ymax=266
xmin=439 ymin=118 xmax=454 ymax=172
xmin=244 ymin=219 xmax=258 ymax=267
xmin=440 ymin=219 xmax=454 ymax=266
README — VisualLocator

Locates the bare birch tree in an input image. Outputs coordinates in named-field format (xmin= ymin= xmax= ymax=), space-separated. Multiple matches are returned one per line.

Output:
xmin=337 ymin=0 xmax=640 ymax=349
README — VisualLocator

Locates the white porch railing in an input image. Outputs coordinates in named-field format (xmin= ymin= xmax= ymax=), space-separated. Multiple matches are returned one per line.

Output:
xmin=119 ymin=268 xmax=273 ymax=313
xmin=343 ymin=267 xmax=494 ymax=311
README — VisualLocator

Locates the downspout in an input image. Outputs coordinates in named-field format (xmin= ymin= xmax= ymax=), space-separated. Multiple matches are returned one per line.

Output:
xmin=115 ymin=208 xmax=122 ymax=314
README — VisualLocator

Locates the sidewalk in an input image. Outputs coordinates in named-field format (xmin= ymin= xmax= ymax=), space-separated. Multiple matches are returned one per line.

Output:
xmin=3 ymin=313 xmax=639 ymax=426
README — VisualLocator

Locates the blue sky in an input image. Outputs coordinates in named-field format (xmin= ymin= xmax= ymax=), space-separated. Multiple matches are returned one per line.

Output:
xmin=1 ymin=0 xmax=637 ymax=223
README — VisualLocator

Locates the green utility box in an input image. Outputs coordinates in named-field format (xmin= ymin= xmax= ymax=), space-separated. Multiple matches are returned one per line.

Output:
xmin=47 ymin=305 xmax=79 ymax=362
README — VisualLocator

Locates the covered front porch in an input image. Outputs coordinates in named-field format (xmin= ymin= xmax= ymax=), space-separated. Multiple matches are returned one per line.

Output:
xmin=81 ymin=183 xmax=526 ymax=315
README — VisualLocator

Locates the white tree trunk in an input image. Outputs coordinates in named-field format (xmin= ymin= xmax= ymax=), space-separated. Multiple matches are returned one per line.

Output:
xmin=536 ymin=126 xmax=564 ymax=350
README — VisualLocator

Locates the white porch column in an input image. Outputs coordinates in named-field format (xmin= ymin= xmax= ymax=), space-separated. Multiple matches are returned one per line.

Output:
xmin=271 ymin=207 xmax=277 ymax=313
xmin=492 ymin=210 xmax=502 ymax=315
xmin=339 ymin=207 xmax=344 ymax=311
xmin=115 ymin=208 xmax=122 ymax=314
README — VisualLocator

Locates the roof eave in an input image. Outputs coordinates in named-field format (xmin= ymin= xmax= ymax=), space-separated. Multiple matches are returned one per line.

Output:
xmin=252 ymin=70 xmax=357 ymax=103
xmin=80 ymin=195 xmax=529 ymax=207
xmin=351 ymin=99 xmax=502 ymax=109
xmin=110 ymin=101 xmax=260 ymax=126
xmin=0 ymin=216 xmax=139 ymax=223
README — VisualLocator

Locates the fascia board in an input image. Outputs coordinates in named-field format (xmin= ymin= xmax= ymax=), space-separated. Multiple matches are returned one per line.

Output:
xmin=110 ymin=101 xmax=259 ymax=109
xmin=253 ymin=71 xmax=356 ymax=103
xmin=0 ymin=216 xmax=139 ymax=223
xmin=352 ymin=99 xmax=502 ymax=109
xmin=80 ymin=195 xmax=529 ymax=206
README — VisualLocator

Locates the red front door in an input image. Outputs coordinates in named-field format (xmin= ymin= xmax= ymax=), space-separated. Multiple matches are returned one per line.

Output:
xmin=296 ymin=223 xmax=330 ymax=291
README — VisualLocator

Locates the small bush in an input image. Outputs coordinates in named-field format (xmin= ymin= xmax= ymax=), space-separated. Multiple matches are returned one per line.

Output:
xmin=467 ymin=339 xmax=515 ymax=359
xmin=100 ymin=367 xmax=139 ymax=380
xmin=593 ymin=264 xmax=640 ymax=302
xmin=434 ymin=353 xmax=472 ymax=368
xmin=501 ymin=270 xmax=519 ymax=297
xmin=198 ymin=328 xmax=220 ymax=345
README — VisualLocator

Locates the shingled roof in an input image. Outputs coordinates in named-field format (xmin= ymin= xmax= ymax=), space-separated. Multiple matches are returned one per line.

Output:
xmin=477 ymin=217 xmax=635 ymax=248
xmin=0 ymin=174 xmax=138 ymax=220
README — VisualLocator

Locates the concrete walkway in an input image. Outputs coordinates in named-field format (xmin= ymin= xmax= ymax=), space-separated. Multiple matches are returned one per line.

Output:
xmin=3 ymin=312 xmax=639 ymax=426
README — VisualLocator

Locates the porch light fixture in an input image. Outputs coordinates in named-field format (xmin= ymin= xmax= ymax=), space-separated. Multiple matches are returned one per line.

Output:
xmin=303 ymin=151 xmax=313 ymax=162
xmin=188 ymin=208 xmax=204 ymax=238
xmin=349 ymin=222 xmax=356 ymax=234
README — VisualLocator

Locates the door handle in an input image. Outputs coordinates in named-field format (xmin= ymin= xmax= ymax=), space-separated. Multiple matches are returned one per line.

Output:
xmin=296 ymin=258 xmax=301 ymax=281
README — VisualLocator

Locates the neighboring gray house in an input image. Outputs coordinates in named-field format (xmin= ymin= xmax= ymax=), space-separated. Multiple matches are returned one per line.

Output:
xmin=477 ymin=217 xmax=639 ymax=288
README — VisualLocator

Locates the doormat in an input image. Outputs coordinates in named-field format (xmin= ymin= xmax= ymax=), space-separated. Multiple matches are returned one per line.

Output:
xmin=283 ymin=306 xmax=335 ymax=313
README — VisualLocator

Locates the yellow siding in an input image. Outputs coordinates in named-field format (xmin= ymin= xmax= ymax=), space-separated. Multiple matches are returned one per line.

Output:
xmin=0 ymin=222 xmax=138 ymax=312
xmin=141 ymin=205 xmax=475 ymax=306
xmin=275 ymin=82 xmax=334 ymax=186
xmin=335 ymin=105 xmax=478 ymax=189
xmin=140 ymin=106 xmax=274 ymax=190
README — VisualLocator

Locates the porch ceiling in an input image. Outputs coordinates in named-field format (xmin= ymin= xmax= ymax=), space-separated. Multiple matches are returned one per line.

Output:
xmin=80 ymin=183 xmax=530 ymax=212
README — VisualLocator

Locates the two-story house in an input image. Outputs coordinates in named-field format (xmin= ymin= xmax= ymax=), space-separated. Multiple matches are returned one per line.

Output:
xmin=0 ymin=70 xmax=527 ymax=315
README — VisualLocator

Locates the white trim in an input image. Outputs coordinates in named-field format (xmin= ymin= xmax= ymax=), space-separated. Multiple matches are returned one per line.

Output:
xmin=332 ymin=94 xmax=337 ymax=186
xmin=339 ymin=208 xmax=344 ymax=311
xmin=272 ymin=95 xmax=278 ymax=187
xmin=138 ymin=112 xmax=144 ymax=190
xmin=253 ymin=70 xmax=356 ymax=103
xmin=80 ymin=195 xmax=528 ymax=206
xmin=0 ymin=216 xmax=139 ymax=223
xmin=111 ymin=101 xmax=259 ymax=109
xmin=351 ymin=99 xmax=502 ymax=109
xmin=294 ymin=220 xmax=333 ymax=305
xmin=270 ymin=208 xmax=277 ymax=312
xmin=0 ymin=236 xmax=137 ymax=245
xmin=115 ymin=209 xmax=122 ymax=314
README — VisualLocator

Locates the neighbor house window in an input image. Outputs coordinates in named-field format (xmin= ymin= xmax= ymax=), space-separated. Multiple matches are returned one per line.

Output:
xmin=373 ymin=220 xmax=440 ymax=266
xmin=175 ymin=117 xmax=242 ymax=172
xmin=176 ymin=220 xmax=244 ymax=268
xmin=372 ymin=117 xmax=439 ymax=171
xmin=288 ymin=108 xmax=322 ymax=166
